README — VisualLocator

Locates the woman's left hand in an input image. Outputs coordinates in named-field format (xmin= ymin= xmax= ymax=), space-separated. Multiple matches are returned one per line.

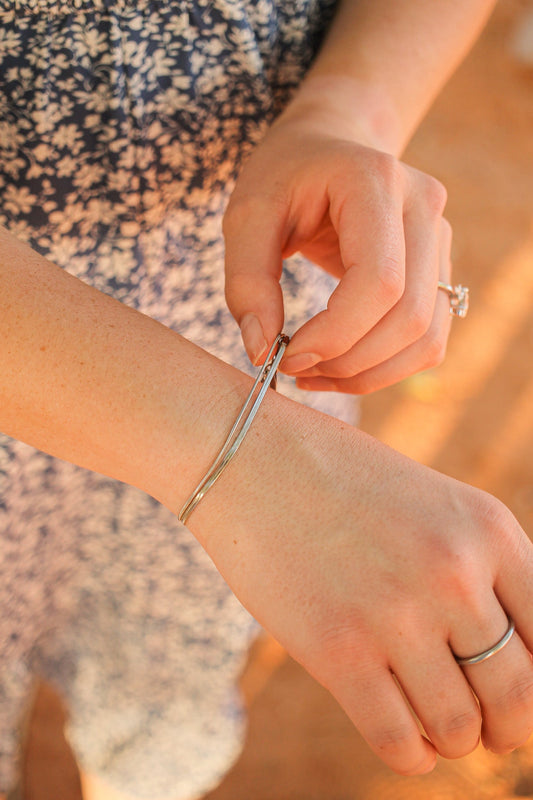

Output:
xmin=224 ymin=86 xmax=454 ymax=394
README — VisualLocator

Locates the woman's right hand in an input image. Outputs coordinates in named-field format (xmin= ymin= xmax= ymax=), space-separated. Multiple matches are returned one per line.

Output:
xmin=187 ymin=390 xmax=533 ymax=774
xmin=2 ymin=227 xmax=531 ymax=776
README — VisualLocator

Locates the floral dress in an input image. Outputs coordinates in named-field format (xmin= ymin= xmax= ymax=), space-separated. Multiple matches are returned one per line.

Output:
xmin=0 ymin=1 xmax=355 ymax=797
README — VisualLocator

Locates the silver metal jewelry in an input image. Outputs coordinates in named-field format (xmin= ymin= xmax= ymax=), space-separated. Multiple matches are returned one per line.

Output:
xmin=178 ymin=333 xmax=290 ymax=525
xmin=455 ymin=617 xmax=515 ymax=666
xmin=437 ymin=281 xmax=470 ymax=318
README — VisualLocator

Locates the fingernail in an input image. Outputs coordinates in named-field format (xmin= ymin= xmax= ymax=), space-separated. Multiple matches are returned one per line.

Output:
xmin=240 ymin=313 xmax=267 ymax=365
xmin=296 ymin=378 xmax=338 ymax=392
xmin=282 ymin=352 xmax=322 ymax=373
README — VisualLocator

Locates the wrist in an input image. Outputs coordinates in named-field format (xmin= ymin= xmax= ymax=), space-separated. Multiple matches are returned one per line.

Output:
xmin=148 ymin=344 xmax=257 ymax=514
xmin=182 ymin=381 xmax=307 ymax=547
xmin=278 ymin=73 xmax=406 ymax=156
xmin=177 ymin=335 xmax=289 ymax=525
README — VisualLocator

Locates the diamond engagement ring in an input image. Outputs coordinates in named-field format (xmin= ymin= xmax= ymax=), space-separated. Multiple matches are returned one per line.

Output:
xmin=437 ymin=281 xmax=470 ymax=318
xmin=454 ymin=617 xmax=516 ymax=666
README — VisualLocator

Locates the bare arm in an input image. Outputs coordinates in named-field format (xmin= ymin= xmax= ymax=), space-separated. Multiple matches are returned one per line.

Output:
xmin=0 ymin=225 xmax=248 ymax=510
xmin=302 ymin=0 xmax=497 ymax=154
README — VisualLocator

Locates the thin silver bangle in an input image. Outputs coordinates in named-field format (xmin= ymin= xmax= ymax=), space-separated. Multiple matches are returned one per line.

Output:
xmin=178 ymin=333 xmax=290 ymax=525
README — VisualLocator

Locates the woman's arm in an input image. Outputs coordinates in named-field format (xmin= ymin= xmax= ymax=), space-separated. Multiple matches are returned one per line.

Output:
xmin=224 ymin=0 xmax=497 ymax=393
xmin=0 ymin=225 xmax=249 ymax=508
xmin=2 ymin=226 xmax=533 ymax=775
xmin=302 ymin=0 xmax=497 ymax=155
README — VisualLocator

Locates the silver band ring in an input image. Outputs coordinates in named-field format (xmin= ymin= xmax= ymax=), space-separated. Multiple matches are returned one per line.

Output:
xmin=455 ymin=617 xmax=515 ymax=666
xmin=437 ymin=281 xmax=470 ymax=318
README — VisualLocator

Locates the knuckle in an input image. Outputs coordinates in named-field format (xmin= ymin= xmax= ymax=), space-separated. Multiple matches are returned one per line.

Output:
xmin=423 ymin=543 xmax=485 ymax=611
xmin=423 ymin=175 xmax=448 ymax=215
xmin=422 ymin=328 xmax=448 ymax=368
xmin=372 ymin=722 xmax=417 ymax=756
xmin=483 ymin=493 xmax=516 ymax=529
xmin=434 ymin=708 xmax=481 ymax=755
xmin=380 ymin=153 xmax=404 ymax=196
xmin=313 ymin=621 xmax=365 ymax=673
xmin=374 ymin=152 xmax=404 ymax=191
xmin=469 ymin=491 xmax=521 ymax=547
xmin=447 ymin=572 xmax=484 ymax=611
xmin=374 ymin=257 xmax=405 ymax=305
xmin=405 ymin=296 xmax=433 ymax=340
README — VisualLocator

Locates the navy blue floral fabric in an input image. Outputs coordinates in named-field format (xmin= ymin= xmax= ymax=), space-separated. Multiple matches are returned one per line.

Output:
xmin=0 ymin=2 xmax=355 ymax=798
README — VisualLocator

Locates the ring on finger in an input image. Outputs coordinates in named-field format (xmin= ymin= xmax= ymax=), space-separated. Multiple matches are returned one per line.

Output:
xmin=437 ymin=281 xmax=470 ymax=318
xmin=454 ymin=617 xmax=515 ymax=666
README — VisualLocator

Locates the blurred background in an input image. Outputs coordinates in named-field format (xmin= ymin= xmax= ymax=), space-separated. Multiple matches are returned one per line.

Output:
xmin=23 ymin=1 xmax=533 ymax=797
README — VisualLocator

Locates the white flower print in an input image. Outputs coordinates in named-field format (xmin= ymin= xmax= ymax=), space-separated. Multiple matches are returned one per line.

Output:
xmin=31 ymin=142 xmax=54 ymax=163
xmin=3 ymin=185 xmax=37 ymax=215
xmin=32 ymin=102 xmax=65 ymax=136
xmin=0 ymin=28 xmax=21 ymax=55
xmin=84 ymin=84 xmax=114 ymax=114
xmin=51 ymin=123 xmax=83 ymax=151
xmin=0 ymin=120 xmax=21 ymax=150
xmin=98 ymin=243 xmax=137 ymax=281
xmin=81 ymin=27 xmax=109 ymax=58
xmin=107 ymin=167 xmax=135 ymax=193
xmin=56 ymin=154 xmax=79 ymax=177
xmin=47 ymin=235 xmax=84 ymax=265
xmin=73 ymin=162 xmax=105 ymax=191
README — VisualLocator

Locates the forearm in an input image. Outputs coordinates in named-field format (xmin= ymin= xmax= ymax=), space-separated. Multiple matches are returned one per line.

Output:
xmin=288 ymin=0 xmax=496 ymax=154
xmin=0 ymin=226 xmax=254 ymax=512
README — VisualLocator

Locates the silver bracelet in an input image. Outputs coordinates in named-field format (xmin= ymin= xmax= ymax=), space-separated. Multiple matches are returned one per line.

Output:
xmin=178 ymin=333 xmax=290 ymax=525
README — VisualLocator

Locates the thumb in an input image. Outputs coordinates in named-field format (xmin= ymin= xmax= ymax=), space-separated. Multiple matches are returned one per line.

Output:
xmin=224 ymin=200 xmax=285 ymax=365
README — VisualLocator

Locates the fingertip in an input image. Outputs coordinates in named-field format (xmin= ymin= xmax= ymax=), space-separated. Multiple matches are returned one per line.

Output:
xmin=416 ymin=755 xmax=438 ymax=776
xmin=399 ymin=739 xmax=437 ymax=776
xmin=281 ymin=352 xmax=322 ymax=374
